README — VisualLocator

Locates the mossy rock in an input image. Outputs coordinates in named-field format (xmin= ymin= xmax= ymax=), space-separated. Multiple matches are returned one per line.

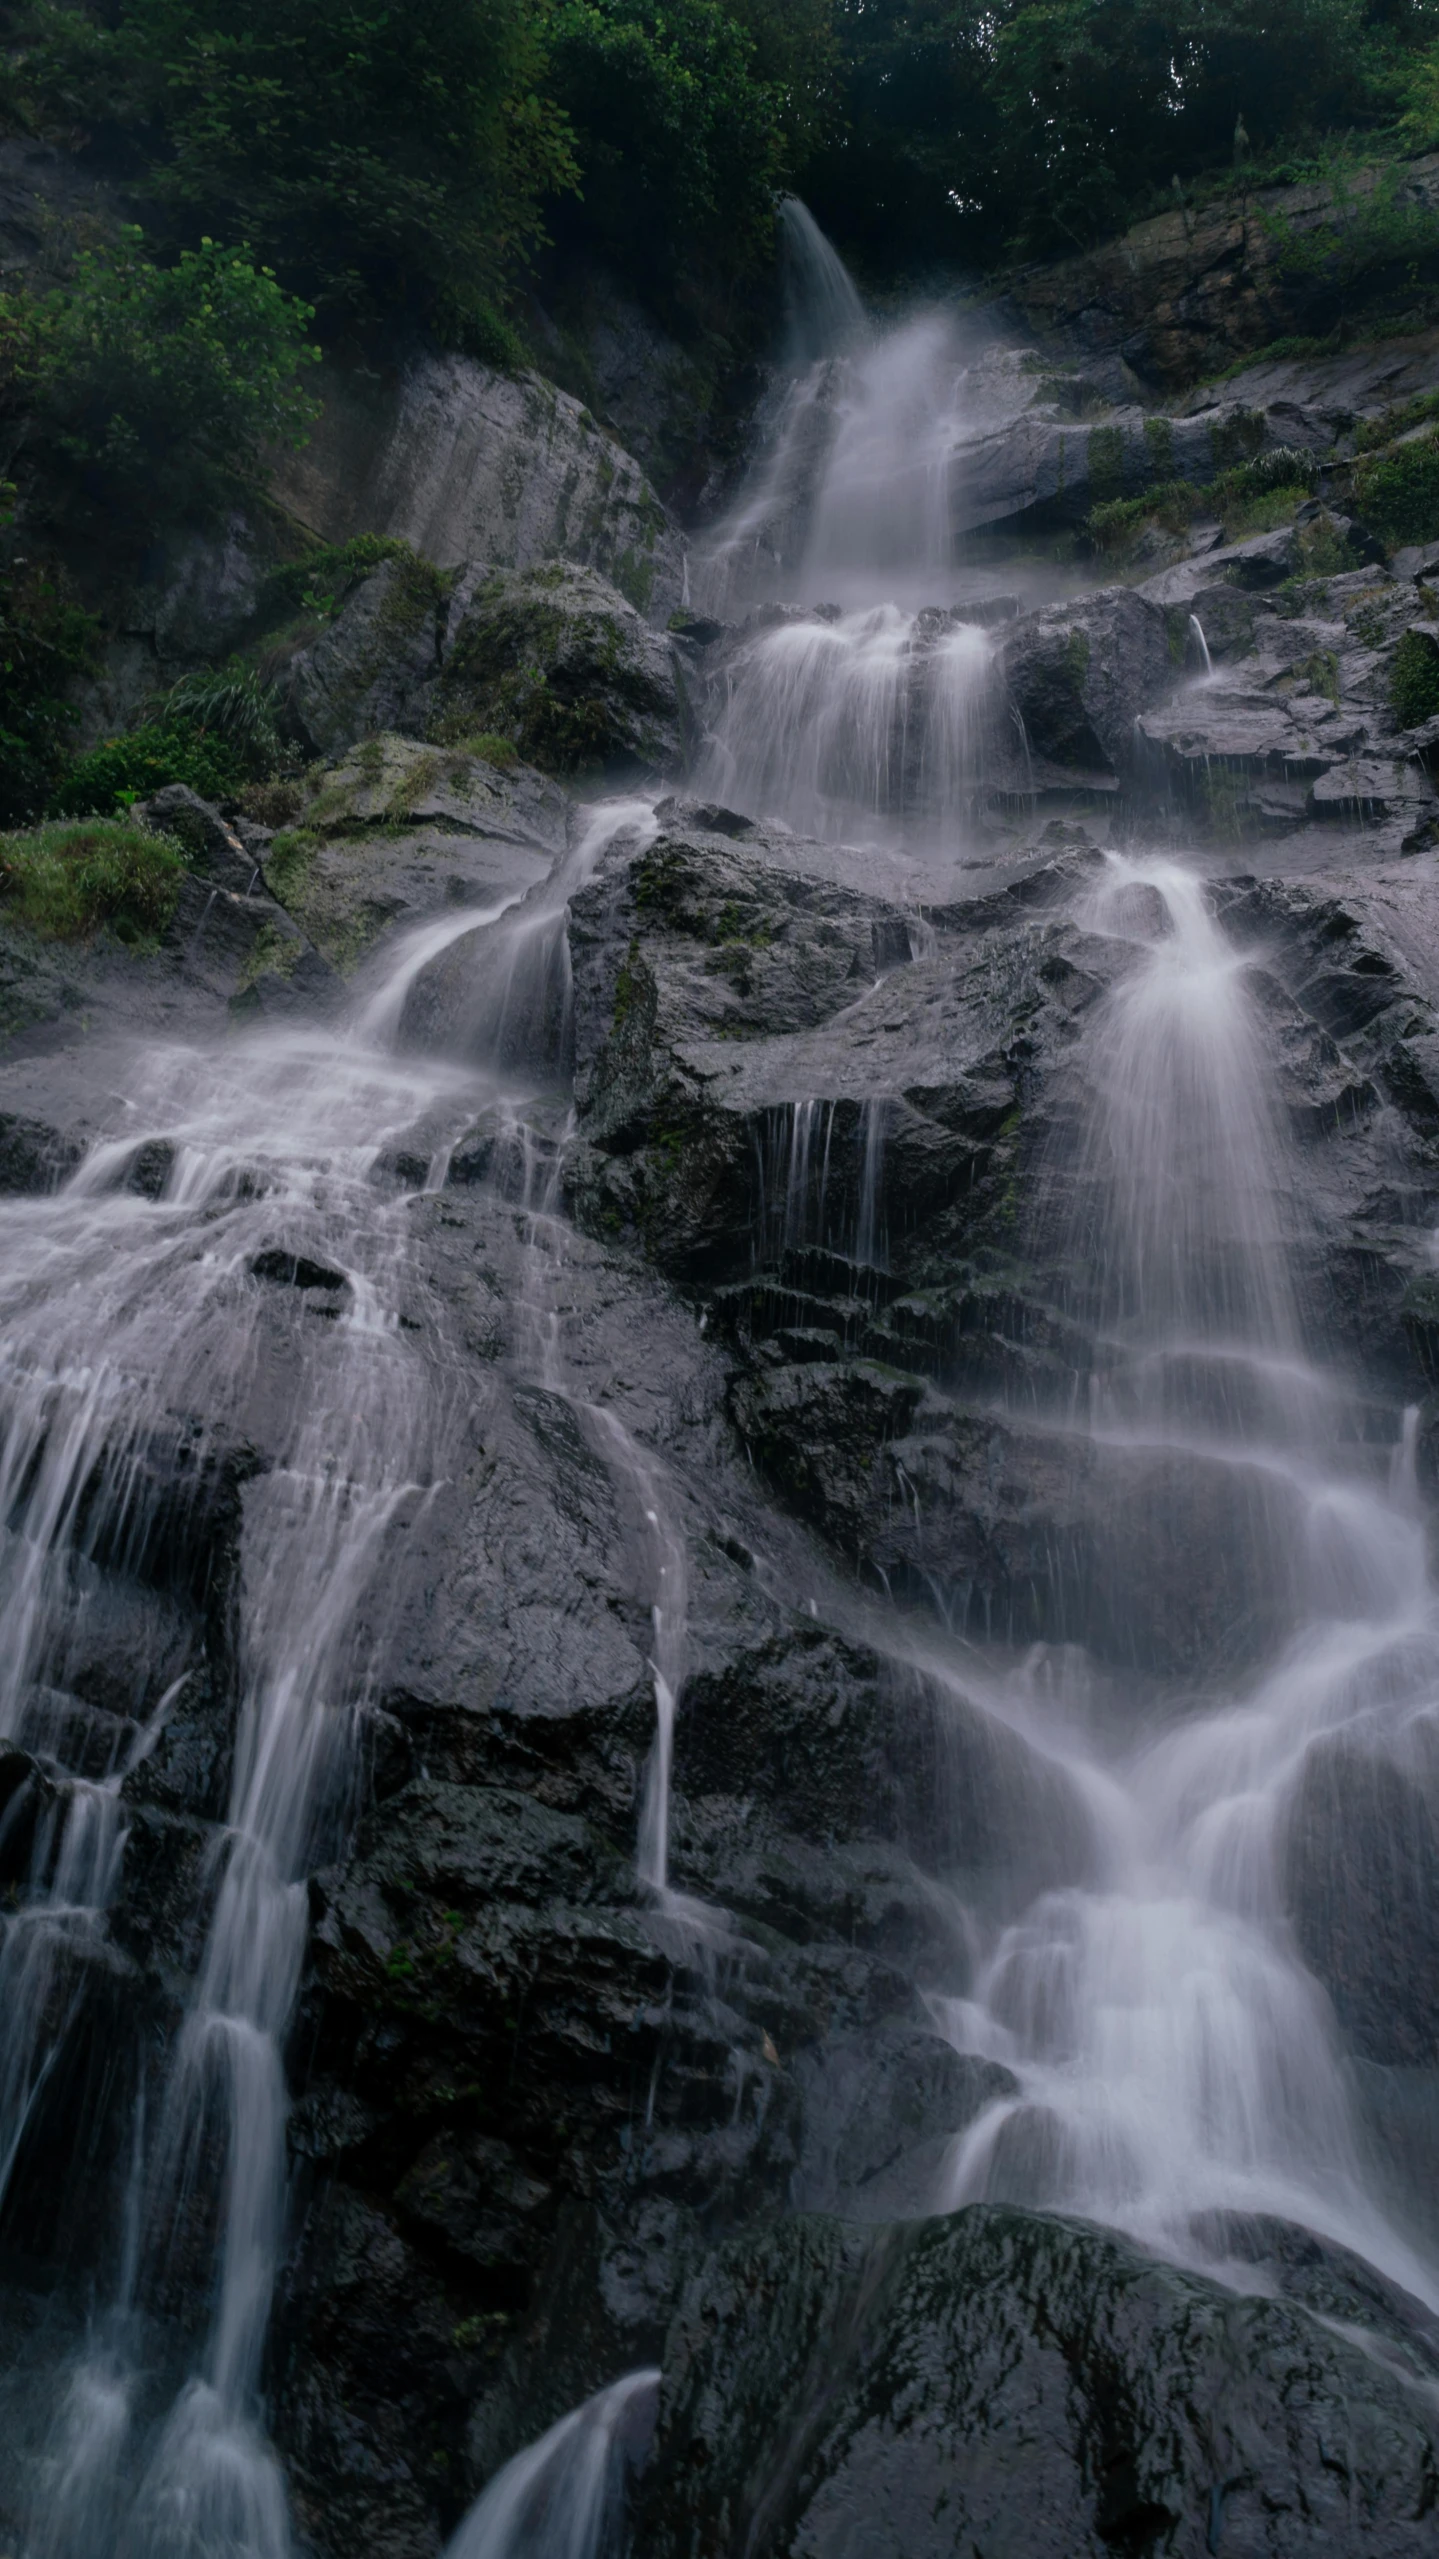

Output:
xmin=431 ymin=562 xmax=686 ymax=777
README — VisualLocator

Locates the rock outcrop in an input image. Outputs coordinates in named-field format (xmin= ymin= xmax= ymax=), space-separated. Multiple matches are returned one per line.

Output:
xmin=282 ymin=559 xmax=689 ymax=779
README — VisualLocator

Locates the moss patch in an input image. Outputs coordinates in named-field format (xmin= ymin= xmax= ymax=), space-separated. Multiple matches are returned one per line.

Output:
xmin=1391 ymin=628 xmax=1439 ymax=727
xmin=1355 ymin=431 xmax=1439 ymax=546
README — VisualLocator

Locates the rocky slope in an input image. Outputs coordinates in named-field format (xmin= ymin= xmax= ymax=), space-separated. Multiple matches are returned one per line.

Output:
xmin=3 ymin=671 xmax=1439 ymax=2549
xmin=6 ymin=159 xmax=1439 ymax=2559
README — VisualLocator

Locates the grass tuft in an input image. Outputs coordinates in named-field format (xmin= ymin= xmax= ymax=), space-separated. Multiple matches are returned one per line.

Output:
xmin=0 ymin=820 xmax=187 ymax=942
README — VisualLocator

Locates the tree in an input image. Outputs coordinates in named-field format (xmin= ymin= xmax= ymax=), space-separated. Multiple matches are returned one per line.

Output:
xmin=6 ymin=0 xmax=578 ymax=346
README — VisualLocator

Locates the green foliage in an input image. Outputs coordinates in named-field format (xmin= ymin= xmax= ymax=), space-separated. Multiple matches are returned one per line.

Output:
xmin=1088 ymin=481 xmax=1198 ymax=552
xmin=546 ymin=0 xmax=789 ymax=291
xmin=0 ymin=818 xmax=187 ymax=942
xmin=49 ymin=722 xmax=244 ymax=817
xmin=163 ymin=665 xmax=281 ymax=767
xmin=50 ymin=663 xmax=282 ymax=817
xmin=1 ymin=226 xmax=319 ymax=524
xmin=804 ymin=0 xmax=1411 ymax=271
xmin=1391 ymin=626 xmax=1439 ymax=724
xmin=1260 ymin=152 xmax=1439 ymax=287
xmin=1355 ymin=389 xmax=1439 ymax=451
xmin=1355 ymin=429 xmax=1439 ymax=541
xmin=257 ymin=536 xmax=417 ymax=630
xmin=0 ymin=549 xmax=103 ymax=824
xmin=442 ymin=731 xmax=522 ymax=769
xmin=9 ymin=0 xmax=577 ymax=340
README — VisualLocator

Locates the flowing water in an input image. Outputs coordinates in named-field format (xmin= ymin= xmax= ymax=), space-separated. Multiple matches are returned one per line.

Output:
xmin=4 ymin=200 xmax=1438 ymax=2559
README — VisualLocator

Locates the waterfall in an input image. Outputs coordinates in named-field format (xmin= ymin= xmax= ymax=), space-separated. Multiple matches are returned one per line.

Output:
xmin=779 ymin=197 xmax=866 ymax=365
xmin=927 ymin=854 xmax=1439 ymax=2306
xmin=5 ymin=194 xmax=1438 ymax=2558
xmin=696 ymin=235 xmax=1002 ymax=843
xmin=444 ymin=2371 xmax=659 ymax=2559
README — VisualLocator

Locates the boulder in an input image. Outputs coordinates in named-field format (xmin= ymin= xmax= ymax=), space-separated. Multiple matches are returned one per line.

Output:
xmin=283 ymin=552 xmax=447 ymax=762
xmin=636 ymin=2205 xmax=1439 ymax=2557
xmin=258 ymin=733 xmax=566 ymax=975
xmin=432 ymin=563 xmax=687 ymax=776
xmin=996 ymin=587 xmax=1177 ymax=783
xmin=1285 ymin=1733 xmax=1439 ymax=2067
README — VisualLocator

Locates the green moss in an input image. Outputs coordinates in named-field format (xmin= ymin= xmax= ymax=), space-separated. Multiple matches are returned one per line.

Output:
xmin=265 ymin=826 xmax=321 ymax=904
xmin=386 ymin=749 xmax=442 ymax=819
xmin=236 ymin=919 xmax=301 ymax=989
xmin=355 ymin=738 xmax=386 ymax=783
xmin=1087 ymin=425 xmax=1126 ymax=506
xmin=1142 ymin=415 xmax=1174 ymax=480
xmin=0 ymin=819 xmax=187 ymax=943
xmin=1391 ymin=628 xmax=1439 ymax=728
xmin=442 ymin=731 xmax=520 ymax=769
xmin=1355 ymin=432 xmax=1439 ymax=545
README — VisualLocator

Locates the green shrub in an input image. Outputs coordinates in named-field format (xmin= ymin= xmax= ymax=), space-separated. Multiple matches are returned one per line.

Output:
xmin=161 ymin=665 xmax=281 ymax=768
xmin=1355 ymin=431 xmax=1439 ymax=545
xmin=256 ymin=536 xmax=417 ymax=628
xmin=0 ymin=546 xmax=103 ymax=824
xmin=1212 ymin=447 xmax=1319 ymax=508
xmin=50 ymin=722 xmax=245 ymax=815
xmin=0 ymin=818 xmax=187 ymax=941
xmin=1391 ymin=628 xmax=1439 ymax=728
xmin=1088 ymin=481 xmax=1197 ymax=553
xmin=3 ymin=227 xmax=319 ymax=525
xmin=1354 ymin=391 xmax=1439 ymax=455
xmin=49 ymin=663 xmax=283 ymax=817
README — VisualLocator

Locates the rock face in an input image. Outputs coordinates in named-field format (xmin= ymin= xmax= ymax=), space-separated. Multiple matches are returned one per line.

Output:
xmin=270 ymin=349 xmax=688 ymax=619
xmin=11 ymin=176 xmax=1439 ymax=2559
xmin=1003 ymin=153 xmax=1439 ymax=389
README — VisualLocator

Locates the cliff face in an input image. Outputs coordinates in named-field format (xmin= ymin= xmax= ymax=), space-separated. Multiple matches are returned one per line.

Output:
xmin=1002 ymin=150 xmax=1439 ymax=390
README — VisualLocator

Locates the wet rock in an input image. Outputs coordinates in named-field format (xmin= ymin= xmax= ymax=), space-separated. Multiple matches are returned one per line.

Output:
xmin=1285 ymin=1731 xmax=1439 ymax=2066
xmin=431 ymin=563 xmax=687 ymax=777
xmin=283 ymin=553 xmax=448 ymax=760
xmin=996 ymin=587 xmax=1176 ymax=782
xmin=259 ymin=734 xmax=563 ymax=974
xmin=636 ymin=2203 xmax=1439 ymax=2558
xmin=1006 ymin=159 xmax=1439 ymax=387
xmin=0 ymin=1108 xmax=81 ymax=1193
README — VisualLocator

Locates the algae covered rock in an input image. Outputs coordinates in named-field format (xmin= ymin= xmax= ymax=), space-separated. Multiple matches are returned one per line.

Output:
xmin=636 ymin=2204 xmax=1439 ymax=2558
xmin=432 ymin=562 xmax=687 ymax=776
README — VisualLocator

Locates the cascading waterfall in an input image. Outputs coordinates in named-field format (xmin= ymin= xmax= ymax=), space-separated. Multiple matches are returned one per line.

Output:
xmin=6 ymin=193 xmax=1438 ymax=2559
xmin=925 ymin=855 xmax=1439 ymax=2306
xmin=0 ymin=985 xmax=493 ymax=2549
xmin=696 ymin=215 xmax=1000 ymax=845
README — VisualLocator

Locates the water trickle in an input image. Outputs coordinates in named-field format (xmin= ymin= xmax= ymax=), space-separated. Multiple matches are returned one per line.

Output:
xmin=1188 ymin=612 xmax=1214 ymax=675
xmin=444 ymin=2370 xmax=660 ymax=2559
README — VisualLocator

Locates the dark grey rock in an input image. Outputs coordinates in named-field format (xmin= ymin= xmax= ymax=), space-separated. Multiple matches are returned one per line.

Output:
xmin=636 ymin=2204 xmax=1439 ymax=2558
